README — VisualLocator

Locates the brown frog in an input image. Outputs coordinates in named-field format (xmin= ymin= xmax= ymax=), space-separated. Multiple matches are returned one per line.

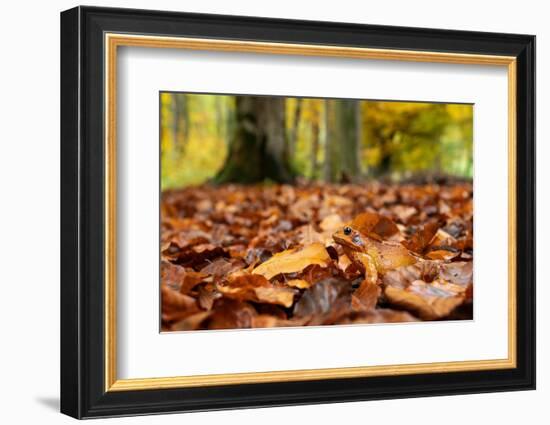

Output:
xmin=333 ymin=222 xmax=418 ymax=284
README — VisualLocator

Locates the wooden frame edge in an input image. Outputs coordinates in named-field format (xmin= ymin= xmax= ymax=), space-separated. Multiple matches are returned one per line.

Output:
xmin=104 ymin=33 xmax=518 ymax=392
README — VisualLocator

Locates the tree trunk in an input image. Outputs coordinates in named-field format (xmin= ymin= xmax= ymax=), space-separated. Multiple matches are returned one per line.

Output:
xmin=324 ymin=99 xmax=360 ymax=182
xmin=324 ymin=100 xmax=338 ymax=182
xmin=340 ymin=101 xmax=361 ymax=181
xmin=372 ymin=137 xmax=393 ymax=178
xmin=310 ymin=121 xmax=320 ymax=179
xmin=286 ymin=98 xmax=302 ymax=162
xmin=177 ymin=95 xmax=189 ymax=154
xmin=215 ymin=96 xmax=293 ymax=184
xmin=171 ymin=95 xmax=180 ymax=160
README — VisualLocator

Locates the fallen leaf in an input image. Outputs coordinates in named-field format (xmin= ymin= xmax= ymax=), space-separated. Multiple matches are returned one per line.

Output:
xmin=218 ymin=273 xmax=296 ymax=307
xmin=285 ymin=279 xmax=311 ymax=289
xmin=161 ymin=284 xmax=199 ymax=323
xmin=293 ymin=278 xmax=351 ymax=322
xmin=319 ymin=214 xmax=344 ymax=232
xmin=384 ymin=280 xmax=465 ymax=320
xmin=352 ymin=279 xmax=381 ymax=311
xmin=351 ymin=211 xmax=400 ymax=240
xmin=171 ymin=311 xmax=212 ymax=331
xmin=207 ymin=299 xmax=257 ymax=329
xmin=403 ymin=219 xmax=442 ymax=254
xmin=252 ymin=242 xmax=331 ymax=279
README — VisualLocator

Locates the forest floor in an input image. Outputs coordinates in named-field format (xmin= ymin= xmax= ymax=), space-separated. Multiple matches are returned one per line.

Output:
xmin=160 ymin=181 xmax=473 ymax=332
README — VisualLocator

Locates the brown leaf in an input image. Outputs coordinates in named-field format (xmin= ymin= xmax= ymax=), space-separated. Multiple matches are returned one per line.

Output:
xmin=207 ymin=299 xmax=257 ymax=329
xmin=285 ymin=279 xmax=311 ymax=289
xmin=403 ymin=219 xmax=442 ymax=254
xmin=197 ymin=284 xmax=221 ymax=310
xmin=439 ymin=261 xmax=473 ymax=287
xmin=160 ymin=261 xmax=187 ymax=291
xmin=252 ymin=242 xmax=331 ymax=279
xmin=218 ymin=273 xmax=296 ymax=307
xmin=352 ymin=279 xmax=381 ymax=311
xmin=382 ymin=261 xmax=440 ymax=288
xmin=351 ymin=211 xmax=400 ymax=240
xmin=161 ymin=260 xmax=208 ymax=294
xmin=293 ymin=278 xmax=351 ymax=322
xmin=384 ymin=281 xmax=464 ymax=320
xmin=171 ymin=311 xmax=212 ymax=331
xmin=174 ymin=244 xmax=228 ymax=269
xmin=252 ymin=315 xmax=310 ymax=328
xmin=200 ymin=258 xmax=244 ymax=278
xmin=425 ymin=247 xmax=460 ymax=261
xmin=319 ymin=214 xmax=344 ymax=232
xmin=337 ymin=308 xmax=419 ymax=324
xmin=161 ymin=284 xmax=199 ymax=323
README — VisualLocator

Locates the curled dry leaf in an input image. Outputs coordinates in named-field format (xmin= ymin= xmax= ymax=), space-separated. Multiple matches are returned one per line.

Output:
xmin=207 ymin=299 xmax=257 ymax=330
xmin=218 ymin=273 xmax=296 ymax=308
xmin=338 ymin=308 xmax=418 ymax=324
xmin=252 ymin=315 xmax=311 ymax=328
xmin=351 ymin=211 xmax=400 ymax=240
xmin=352 ymin=279 xmax=381 ymax=311
xmin=285 ymin=279 xmax=311 ymax=289
xmin=384 ymin=281 xmax=464 ymax=320
xmin=293 ymin=278 xmax=352 ymax=323
xmin=252 ymin=242 xmax=331 ymax=279
xmin=161 ymin=261 xmax=208 ymax=294
xmin=197 ymin=284 xmax=221 ymax=310
xmin=160 ymin=261 xmax=187 ymax=291
xmin=200 ymin=257 xmax=245 ymax=278
xmin=161 ymin=285 xmax=199 ymax=323
xmin=403 ymin=219 xmax=442 ymax=254
xmin=319 ymin=214 xmax=344 ymax=232
xmin=439 ymin=261 xmax=473 ymax=287
xmin=383 ymin=261 xmax=441 ymax=288
xmin=171 ymin=311 xmax=212 ymax=332
xmin=425 ymin=247 xmax=461 ymax=261
xmin=174 ymin=244 xmax=228 ymax=269
xmin=382 ymin=261 xmax=473 ymax=320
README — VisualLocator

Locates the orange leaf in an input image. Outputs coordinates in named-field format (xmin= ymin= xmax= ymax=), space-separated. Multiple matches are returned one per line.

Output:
xmin=252 ymin=243 xmax=331 ymax=279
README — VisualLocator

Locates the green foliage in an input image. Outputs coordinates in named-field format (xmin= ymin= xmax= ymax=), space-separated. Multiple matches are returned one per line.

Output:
xmin=160 ymin=93 xmax=473 ymax=189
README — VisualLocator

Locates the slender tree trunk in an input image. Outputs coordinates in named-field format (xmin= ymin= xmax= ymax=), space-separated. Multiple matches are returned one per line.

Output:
xmin=324 ymin=99 xmax=360 ymax=182
xmin=171 ymin=95 xmax=180 ymax=159
xmin=310 ymin=121 xmax=320 ymax=179
xmin=287 ymin=98 xmax=302 ymax=162
xmin=324 ymin=100 xmax=339 ymax=182
xmin=177 ymin=95 xmax=189 ymax=155
xmin=340 ymin=100 xmax=361 ymax=181
xmin=215 ymin=96 xmax=293 ymax=184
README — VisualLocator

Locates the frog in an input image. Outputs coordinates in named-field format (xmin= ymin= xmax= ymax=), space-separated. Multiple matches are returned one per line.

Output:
xmin=333 ymin=223 xmax=418 ymax=285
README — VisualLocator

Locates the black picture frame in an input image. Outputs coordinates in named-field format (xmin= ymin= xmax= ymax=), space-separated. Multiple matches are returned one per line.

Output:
xmin=61 ymin=5 xmax=535 ymax=419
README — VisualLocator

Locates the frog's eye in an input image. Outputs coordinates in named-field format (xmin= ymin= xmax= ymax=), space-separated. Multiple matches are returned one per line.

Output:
xmin=343 ymin=226 xmax=352 ymax=235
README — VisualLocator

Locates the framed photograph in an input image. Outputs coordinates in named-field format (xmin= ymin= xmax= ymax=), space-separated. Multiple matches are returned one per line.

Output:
xmin=60 ymin=6 xmax=535 ymax=419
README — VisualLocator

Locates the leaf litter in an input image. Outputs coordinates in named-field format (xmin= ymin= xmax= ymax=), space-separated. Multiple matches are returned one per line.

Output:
xmin=161 ymin=182 xmax=473 ymax=331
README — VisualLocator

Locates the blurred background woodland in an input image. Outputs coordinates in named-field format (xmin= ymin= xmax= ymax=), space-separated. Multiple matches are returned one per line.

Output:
xmin=160 ymin=93 xmax=473 ymax=190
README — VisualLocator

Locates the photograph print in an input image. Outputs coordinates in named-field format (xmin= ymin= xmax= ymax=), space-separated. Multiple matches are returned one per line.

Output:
xmin=160 ymin=92 xmax=474 ymax=332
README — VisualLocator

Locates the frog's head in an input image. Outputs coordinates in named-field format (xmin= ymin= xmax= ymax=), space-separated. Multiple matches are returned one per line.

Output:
xmin=333 ymin=225 xmax=366 ymax=251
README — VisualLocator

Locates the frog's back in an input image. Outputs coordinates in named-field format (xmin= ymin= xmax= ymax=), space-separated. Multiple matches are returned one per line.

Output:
xmin=364 ymin=238 xmax=417 ymax=273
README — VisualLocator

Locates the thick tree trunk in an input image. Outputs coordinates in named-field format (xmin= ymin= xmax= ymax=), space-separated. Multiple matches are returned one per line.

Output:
xmin=215 ymin=96 xmax=293 ymax=184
